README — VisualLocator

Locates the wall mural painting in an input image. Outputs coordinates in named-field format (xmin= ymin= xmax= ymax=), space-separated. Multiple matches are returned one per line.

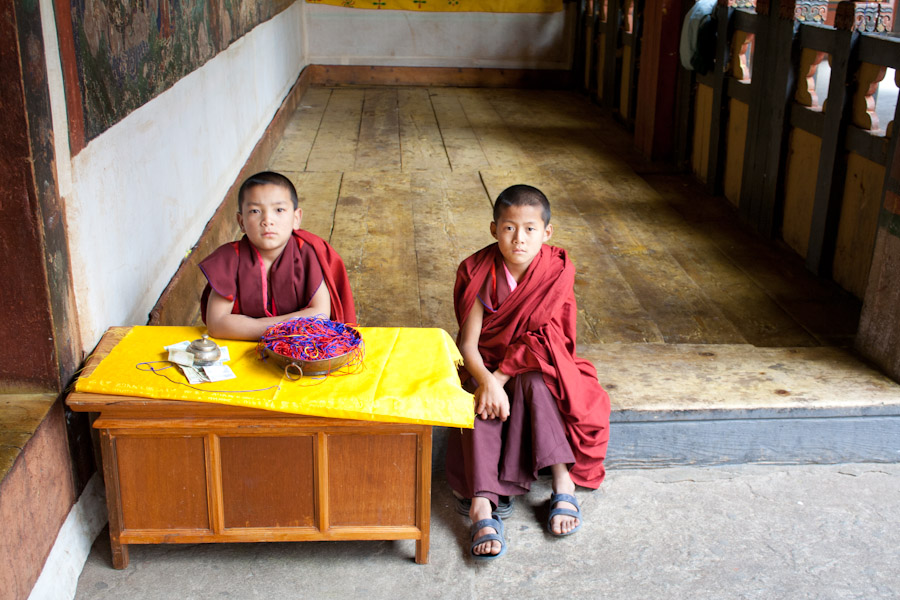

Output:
xmin=305 ymin=0 xmax=561 ymax=12
xmin=68 ymin=0 xmax=292 ymax=142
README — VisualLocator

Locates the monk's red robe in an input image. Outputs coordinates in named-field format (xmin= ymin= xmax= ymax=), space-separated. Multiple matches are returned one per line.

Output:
xmin=200 ymin=229 xmax=356 ymax=324
xmin=455 ymin=243 xmax=610 ymax=488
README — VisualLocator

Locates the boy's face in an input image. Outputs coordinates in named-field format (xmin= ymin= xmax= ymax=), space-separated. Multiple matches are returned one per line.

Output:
xmin=236 ymin=184 xmax=302 ymax=258
xmin=490 ymin=204 xmax=552 ymax=273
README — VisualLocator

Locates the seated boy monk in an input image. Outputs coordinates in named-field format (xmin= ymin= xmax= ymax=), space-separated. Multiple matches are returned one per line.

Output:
xmin=446 ymin=184 xmax=610 ymax=560
xmin=200 ymin=171 xmax=355 ymax=340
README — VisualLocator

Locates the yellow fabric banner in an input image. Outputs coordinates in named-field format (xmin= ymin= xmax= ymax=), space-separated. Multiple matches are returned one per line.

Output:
xmin=75 ymin=326 xmax=474 ymax=428
xmin=305 ymin=0 xmax=562 ymax=13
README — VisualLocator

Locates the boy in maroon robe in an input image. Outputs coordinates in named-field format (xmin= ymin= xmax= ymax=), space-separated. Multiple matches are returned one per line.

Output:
xmin=199 ymin=171 xmax=355 ymax=340
xmin=446 ymin=185 xmax=610 ymax=560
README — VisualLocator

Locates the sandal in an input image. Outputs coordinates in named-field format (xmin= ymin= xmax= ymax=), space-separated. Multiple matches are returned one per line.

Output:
xmin=455 ymin=495 xmax=513 ymax=518
xmin=547 ymin=492 xmax=583 ymax=537
xmin=470 ymin=514 xmax=507 ymax=561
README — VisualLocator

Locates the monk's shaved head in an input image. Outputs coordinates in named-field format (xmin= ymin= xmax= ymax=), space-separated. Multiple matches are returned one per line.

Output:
xmin=238 ymin=171 xmax=299 ymax=211
xmin=493 ymin=184 xmax=551 ymax=226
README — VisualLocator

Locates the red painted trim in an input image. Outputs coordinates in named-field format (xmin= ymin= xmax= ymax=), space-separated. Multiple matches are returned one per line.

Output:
xmin=53 ymin=0 xmax=85 ymax=155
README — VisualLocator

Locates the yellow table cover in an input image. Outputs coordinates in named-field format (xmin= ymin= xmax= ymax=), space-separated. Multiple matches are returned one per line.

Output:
xmin=75 ymin=326 xmax=474 ymax=428
xmin=305 ymin=0 xmax=562 ymax=13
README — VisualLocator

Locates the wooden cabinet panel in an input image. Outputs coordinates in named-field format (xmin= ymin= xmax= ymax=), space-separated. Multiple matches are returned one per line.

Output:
xmin=220 ymin=435 xmax=316 ymax=529
xmin=116 ymin=436 xmax=209 ymax=531
xmin=327 ymin=433 xmax=417 ymax=527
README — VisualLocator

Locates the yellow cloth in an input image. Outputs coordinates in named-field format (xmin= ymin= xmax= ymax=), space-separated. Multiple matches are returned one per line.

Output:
xmin=75 ymin=326 xmax=474 ymax=428
xmin=306 ymin=0 xmax=562 ymax=13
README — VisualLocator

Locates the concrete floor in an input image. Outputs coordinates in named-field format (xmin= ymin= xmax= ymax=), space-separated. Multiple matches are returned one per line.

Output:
xmin=75 ymin=463 xmax=900 ymax=599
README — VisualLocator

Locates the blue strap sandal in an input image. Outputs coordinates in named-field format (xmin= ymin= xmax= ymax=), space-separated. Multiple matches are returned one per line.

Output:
xmin=470 ymin=514 xmax=507 ymax=561
xmin=547 ymin=492 xmax=583 ymax=537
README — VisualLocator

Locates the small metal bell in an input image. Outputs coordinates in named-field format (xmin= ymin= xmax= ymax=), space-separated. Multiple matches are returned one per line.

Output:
xmin=188 ymin=334 xmax=221 ymax=366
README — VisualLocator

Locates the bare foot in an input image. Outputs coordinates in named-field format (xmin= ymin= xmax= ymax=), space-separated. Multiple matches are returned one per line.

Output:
xmin=470 ymin=496 xmax=502 ymax=556
xmin=549 ymin=464 xmax=580 ymax=535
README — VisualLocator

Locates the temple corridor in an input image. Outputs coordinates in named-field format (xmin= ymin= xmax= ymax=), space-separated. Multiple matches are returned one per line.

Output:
xmin=264 ymin=86 xmax=860 ymax=347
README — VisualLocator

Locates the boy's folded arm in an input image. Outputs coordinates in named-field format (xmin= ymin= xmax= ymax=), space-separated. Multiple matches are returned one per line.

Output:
xmin=458 ymin=300 xmax=511 ymax=421
xmin=204 ymin=291 xmax=274 ymax=340
xmin=204 ymin=283 xmax=330 ymax=341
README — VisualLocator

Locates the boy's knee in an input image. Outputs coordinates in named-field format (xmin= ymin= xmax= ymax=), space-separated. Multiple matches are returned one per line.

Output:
xmin=515 ymin=371 xmax=545 ymax=391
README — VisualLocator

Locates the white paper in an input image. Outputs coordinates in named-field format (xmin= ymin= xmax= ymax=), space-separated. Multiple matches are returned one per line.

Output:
xmin=202 ymin=365 xmax=237 ymax=382
xmin=178 ymin=365 xmax=210 ymax=384
xmin=167 ymin=349 xmax=195 ymax=367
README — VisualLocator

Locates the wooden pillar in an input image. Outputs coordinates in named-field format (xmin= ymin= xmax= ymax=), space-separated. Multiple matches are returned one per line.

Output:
xmin=0 ymin=0 xmax=72 ymax=390
xmin=634 ymin=0 xmax=684 ymax=159
xmin=856 ymin=68 xmax=900 ymax=380
xmin=748 ymin=0 xmax=798 ymax=235
xmin=805 ymin=0 xmax=860 ymax=274
xmin=574 ymin=0 xmax=591 ymax=92
xmin=602 ymin=0 xmax=622 ymax=109
xmin=735 ymin=0 xmax=798 ymax=235
xmin=705 ymin=0 xmax=734 ymax=196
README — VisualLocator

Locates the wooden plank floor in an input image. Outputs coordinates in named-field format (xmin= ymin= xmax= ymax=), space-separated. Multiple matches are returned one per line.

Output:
xmin=268 ymin=87 xmax=860 ymax=348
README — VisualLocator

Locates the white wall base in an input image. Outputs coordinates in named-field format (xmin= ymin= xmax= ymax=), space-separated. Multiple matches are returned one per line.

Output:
xmin=27 ymin=474 xmax=107 ymax=600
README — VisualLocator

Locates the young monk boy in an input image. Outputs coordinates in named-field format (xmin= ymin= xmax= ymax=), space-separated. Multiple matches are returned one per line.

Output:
xmin=446 ymin=184 xmax=610 ymax=561
xmin=199 ymin=171 xmax=355 ymax=340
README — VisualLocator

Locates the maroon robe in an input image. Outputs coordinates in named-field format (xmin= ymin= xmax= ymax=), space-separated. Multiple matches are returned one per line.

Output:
xmin=455 ymin=243 xmax=610 ymax=488
xmin=200 ymin=229 xmax=356 ymax=324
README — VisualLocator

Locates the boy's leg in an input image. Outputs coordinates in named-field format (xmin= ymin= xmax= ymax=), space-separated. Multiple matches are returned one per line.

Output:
xmin=505 ymin=372 xmax=581 ymax=535
xmin=500 ymin=372 xmax=575 ymax=477
xmin=445 ymin=419 xmax=505 ymax=508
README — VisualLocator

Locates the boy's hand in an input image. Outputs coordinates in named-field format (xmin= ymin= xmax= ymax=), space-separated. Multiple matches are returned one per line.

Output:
xmin=474 ymin=373 xmax=510 ymax=421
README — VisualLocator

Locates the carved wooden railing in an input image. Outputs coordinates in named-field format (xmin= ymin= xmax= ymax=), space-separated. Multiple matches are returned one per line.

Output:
xmin=795 ymin=0 xmax=829 ymax=22
xmin=724 ymin=0 xmax=892 ymax=29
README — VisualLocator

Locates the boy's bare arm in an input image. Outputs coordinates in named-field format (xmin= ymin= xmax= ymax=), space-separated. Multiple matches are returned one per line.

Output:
xmin=458 ymin=301 xmax=511 ymax=421
xmin=205 ymin=282 xmax=331 ymax=341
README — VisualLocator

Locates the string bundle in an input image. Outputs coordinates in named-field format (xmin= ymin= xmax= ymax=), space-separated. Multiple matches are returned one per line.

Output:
xmin=257 ymin=316 xmax=364 ymax=378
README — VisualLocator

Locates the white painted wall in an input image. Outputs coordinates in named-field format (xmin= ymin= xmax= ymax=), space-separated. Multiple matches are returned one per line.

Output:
xmin=303 ymin=3 xmax=574 ymax=70
xmin=51 ymin=3 xmax=306 ymax=351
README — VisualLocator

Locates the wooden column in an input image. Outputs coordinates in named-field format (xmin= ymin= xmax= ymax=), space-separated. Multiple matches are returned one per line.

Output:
xmin=0 ymin=0 xmax=61 ymax=389
xmin=743 ymin=0 xmax=798 ymax=235
xmin=634 ymin=0 xmax=684 ymax=160
xmin=733 ymin=0 xmax=798 ymax=236
xmin=805 ymin=0 xmax=860 ymax=274
xmin=704 ymin=0 xmax=733 ymax=195
xmin=602 ymin=0 xmax=622 ymax=109
xmin=856 ymin=68 xmax=900 ymax=379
